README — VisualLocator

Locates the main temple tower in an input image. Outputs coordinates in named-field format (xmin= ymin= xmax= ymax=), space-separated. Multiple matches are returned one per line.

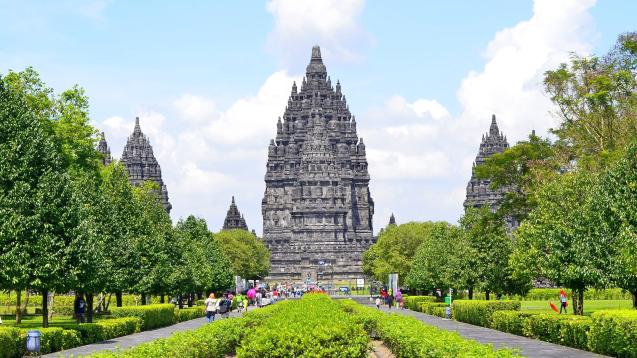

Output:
xmin=262 ymin=46 xmax=375 ymax=283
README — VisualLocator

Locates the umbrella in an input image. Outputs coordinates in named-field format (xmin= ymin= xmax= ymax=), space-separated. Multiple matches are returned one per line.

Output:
xmin=247 ymin=288 xmax=256 ymax=300
xmin=549 ymin=302 xmax=559 ymax=313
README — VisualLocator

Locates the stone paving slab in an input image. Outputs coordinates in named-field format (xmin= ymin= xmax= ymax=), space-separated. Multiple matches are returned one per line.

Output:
xmin=374 ymin=305 xmax=607 ymax=358
xmin=43 ymin=309 xmax=245 ymax=357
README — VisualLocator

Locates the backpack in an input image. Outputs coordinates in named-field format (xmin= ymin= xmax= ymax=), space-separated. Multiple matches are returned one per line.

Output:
xmin=219 ymin=299 xmax=230 ymax=313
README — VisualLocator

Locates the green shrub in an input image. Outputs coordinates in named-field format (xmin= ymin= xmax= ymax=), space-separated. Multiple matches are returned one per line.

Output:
xmin=237 ymin=295 xmax=369 ymax=357
xmin=403 ymin=296 xmax=437 ymax=311
xmin=523 ymin=314 xmax=591 ymax=350
xmin=0 ymin=328 xmax=19 ymax=358
xmin=521 ymin=288 xmax=630 ymax=301
xmin=174 ymin=307 xmax=204 ymax=323
xmin=341 ymin=301 xmax=520 ymax=357
xmin=420 ymin=302 xmax=448 ymax=317
xmin=452 ymin=300 xmax=521 ymax=327
xmin=88 ymin=317 xmax=245 ymax=358
xmin=489 ymin=311 xmax=537 ymax=336
xmin=71 ymin=317 xmax=142 ymax=344
xmin=588 ymin=310 xmax=637 ymax=357
xmin=111 ymin=304 xmax=174 ymax=330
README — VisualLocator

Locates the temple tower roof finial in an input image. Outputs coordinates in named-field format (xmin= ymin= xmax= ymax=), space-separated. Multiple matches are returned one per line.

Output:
xmin=489 ymin=114 xmax=499 ymax=136
xmin=311 ymin=45 xmax=322 ymax=61
xmin=134 ymin=116 xmax=141 ymax=134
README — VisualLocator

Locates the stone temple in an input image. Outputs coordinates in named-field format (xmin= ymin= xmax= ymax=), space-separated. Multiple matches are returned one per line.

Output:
xmin=97 ymin=132 xmax=112 ymax=166
xmin=464 ymin=115 xmax=512 ymax=220
xmin=262 ymin=46 xmax=375 ymax=283
xmin=121 ymin=117 xmax=172 ymax=213
xmin=222 ymin=196 xmax=249 ymax=231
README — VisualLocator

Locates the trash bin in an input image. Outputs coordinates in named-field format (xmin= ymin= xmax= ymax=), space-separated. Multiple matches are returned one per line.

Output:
xmin=445 ymin=306 xmax=452 ymax=319
xmin=26 ymin=330 xmax=41 ymax=353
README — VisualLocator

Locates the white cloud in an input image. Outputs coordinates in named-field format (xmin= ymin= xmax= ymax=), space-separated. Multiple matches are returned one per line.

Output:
xmin=408 ymin=99 xmax=451 ymax=120
xmin=173 ymin=94 xmax=216 ymax=123
xmin=266 ymin=0 xmax=369 ymax=64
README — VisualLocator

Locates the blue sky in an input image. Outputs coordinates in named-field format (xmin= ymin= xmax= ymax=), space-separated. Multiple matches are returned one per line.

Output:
xmin=1 ymin=0 xmax=634 ymax=234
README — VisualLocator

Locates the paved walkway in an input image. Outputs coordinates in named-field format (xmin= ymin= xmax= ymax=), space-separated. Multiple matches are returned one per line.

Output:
xmin=44 ymin=309 xmax=245 ymax=357
xmin=374 ymin=305 xmax=606 ymax=358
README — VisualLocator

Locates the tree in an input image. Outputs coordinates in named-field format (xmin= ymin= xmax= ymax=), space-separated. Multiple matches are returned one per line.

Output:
xmin=544 ymin=32 xmax=637 ymax=167
xmin=405 ymin=223 xmax=462 ymax=295
xmin=512 ymin=172 xmax=612 ymax=314
xmin=475 ymin=133 xmax=556 ymax=222
xmin=460 ymin=208 xmax=529 ymax=299
xmin=0 ymin=78 xmax=79 ymax=327
xmin=594 ymin=143 xmax=637 ymax=308
xmin=363 ymin=222 xmax=445 ymax=286
xmin=213 ymin=229 xmax=270 ymax=280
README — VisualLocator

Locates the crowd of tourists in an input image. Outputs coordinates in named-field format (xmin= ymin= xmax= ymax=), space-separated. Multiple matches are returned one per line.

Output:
xmin=203 ymin=286 xmax=297 ymax=323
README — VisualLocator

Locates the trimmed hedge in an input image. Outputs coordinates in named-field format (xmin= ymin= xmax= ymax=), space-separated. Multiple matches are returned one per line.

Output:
xmin=111 ymin=304 xmax=174 ymax=330
xmin=403 ymin=296 xmax=437 ymax=311
xmin=339 ymin=300 xmax=520 ymax=357
xmin=523 ymin=314 xmax=591 ymax=350
xmin=0 ymin=328 xmax=19 ymax=358
xmin=588 ymin=310 xmax=637 ymax=357
xmin=420 ymin=302 xmax=448 ymax=318
xmin=522 ymin=288 xmax=631 ymax=301
xmin=489 ymin=311 xmax=538 ymax=336
xmin=452 ymin=300 xmax=521 ymax=327
xmin=174 ymin=307 xmax=204 ymax=323
xmin=88 ymin=317 xmax=244 ymax=358
xmin=71 ymin=317 xmax=142 ymax=344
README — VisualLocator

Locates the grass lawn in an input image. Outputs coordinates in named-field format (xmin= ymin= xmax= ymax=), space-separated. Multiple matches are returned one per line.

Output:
xmin=521 ymin=299 xmax=633 ymax=315
xmin=0 ymin=315 xmax=83 ymax=328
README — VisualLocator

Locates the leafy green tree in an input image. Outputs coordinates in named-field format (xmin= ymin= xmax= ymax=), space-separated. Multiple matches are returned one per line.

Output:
xmin=594 ymin=143 xmax=637 ymax=308
xmin=363 ymin=222 xmax=445 ymax=286
xmin=213 ymin=229 xmax=270 ymax=280
xmin=544 ymin=32 xmax=637 ymax=167
xmin=460 ymin=208 xmax=528 ymax=299
xmin=405 ymin=223 xmax=462 ymax=295
xmin=0 ymin=78 xmax=79 ymax=327
xmin=512 ymin=172 xmax=612 ymax=314
xmin=475 ymin=133 xmax=556 ymax=222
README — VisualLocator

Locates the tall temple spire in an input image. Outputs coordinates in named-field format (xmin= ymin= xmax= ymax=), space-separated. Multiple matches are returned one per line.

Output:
xmin=97 ymin=132 xmax=112 ymax=166
xmin=389 ymin=213 xmax=396 ymax=226
xmin=263 ymin=45 xmax=374 ymax=282
xmin=121 ymin=117 xmax=172 ymax=213
xmin=223 ymin=196 xmax=248 ymax=231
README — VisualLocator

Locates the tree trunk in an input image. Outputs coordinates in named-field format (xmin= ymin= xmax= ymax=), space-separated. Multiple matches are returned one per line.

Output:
xmin=187 ymin=293 xmax=193 ymax=307
xmin=178 ymin=294 xmax=183 ymax=309
xmin=87 ymin=293 xmax=94 ymax=323
xmin=105 ymin=293 xmax=112 ymax=312
xmin=577 ymin=289 xmax=584 ymax=315
xmin=42 ymin=290 xmax=49 ymax=328
xmin=140 ymin=293 xmax=147 ymax=306
xmin=468 ymin=287 xmax=474 ymax=300
xmin=160 ymin=295 xmax=165 ymax=304
xmin=15 ymin=290 xmax=22 ymax=324
xmin=631 ymin=290 xmax=637 ymax=309
xmin=116 ymin=291 xmax=123 ymax=307
xmin=485 ymin=290 xmax=490 ymax=301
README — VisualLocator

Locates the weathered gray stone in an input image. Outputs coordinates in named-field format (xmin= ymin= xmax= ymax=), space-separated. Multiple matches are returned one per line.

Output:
xmin=223 ymin=196 xmax=249 ymax=231
xmin=121 ymin=117 xmax=172 ymax=213
xmin=97 ymin=132 xmax=112 ymax=166
xmin=262 ymin=46 xmax=375 ymax=283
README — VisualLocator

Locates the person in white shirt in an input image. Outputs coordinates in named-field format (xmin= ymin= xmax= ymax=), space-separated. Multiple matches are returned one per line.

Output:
xmin=204 ymin=293 xmax=218 ymax=323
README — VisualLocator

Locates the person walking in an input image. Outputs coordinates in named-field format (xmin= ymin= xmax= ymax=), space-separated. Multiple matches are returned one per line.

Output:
xmin=387 ymin=293 xmax=394 ymax=309
xmin=375 ymin=296 xmax=381 ymax=309
xmin=74 ymin=293 xmax=86 ymax=324
xmin=204 ymin=293 xmax=218 ymax=323
xmin=559 ymin=289 xmax=568 ymax=314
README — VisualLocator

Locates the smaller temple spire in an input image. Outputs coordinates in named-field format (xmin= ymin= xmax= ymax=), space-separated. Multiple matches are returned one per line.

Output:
xmin=97 ymin=132 xmax=112 ymax=166
xmin=489 ymin=114 xmax=499 ymax=136
xmin=389 ymin=213 xmax=396 ymax=226
xmin=223 ymin=196 xmax=248 ymax=231
xmin=291 ymin=81 xmax=297 ymax=95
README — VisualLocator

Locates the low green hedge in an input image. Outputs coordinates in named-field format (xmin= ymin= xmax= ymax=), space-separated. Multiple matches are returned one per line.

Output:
xmin=0 ymin=328 xmax=19 ymax=358
xmin=420 ymin=302 xmax=448 ymax=318
xmin=523 ymin=314 xmax=591 ymax=350
xmin=111 ymin=304 xmax=174 ymax=330
xmin=339 ymin=300 xmax=520 ymax=357
xmin=452 ymin=300 xmax=521 ymax=327
xmin=403 ymin=296 xmax=437 ymax=311
xmin=174 ymin=307 xmax=204 ymax=323
xmin=88 ymin=317 xmax=244 ymax=358
xmin=522 ymin=288 xmax=630 ymax=301
xmin=588 ymin=310 xmax=637 ymax=357
xmin=489 ymin=311 xmax=538 ymax=336
xmin=70 ymin=317 xmax=142 ymax=344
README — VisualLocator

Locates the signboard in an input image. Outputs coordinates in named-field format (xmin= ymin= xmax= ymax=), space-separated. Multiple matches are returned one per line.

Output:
xmin=388 ymin=273 xmax=398 ymax=294
xmin=356 ymin=278 xmax=365 ymax=288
